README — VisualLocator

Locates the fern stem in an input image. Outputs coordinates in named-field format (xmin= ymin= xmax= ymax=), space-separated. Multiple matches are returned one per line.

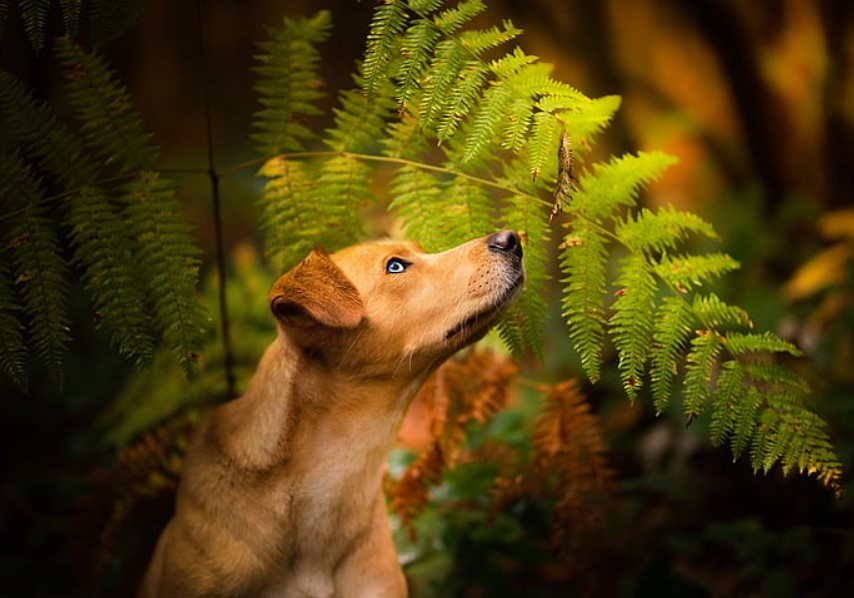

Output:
xmin=222 ymin=151 xmax=554 ymax=209
xmin=196 ymin=0 xmax=235 ymax=398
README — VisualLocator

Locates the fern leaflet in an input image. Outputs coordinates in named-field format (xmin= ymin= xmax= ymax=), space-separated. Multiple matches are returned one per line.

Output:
xmin=560 ymin=219 xmax=609 ymax=382
xmin=650 ymin=296 xmax=694 ymax=413
xmin=0 ymin=260 xmax=27 ymax=390
xmin=252 ymin=11 xmax=331 ymax=155
xmin=1 ymin=153 xmax=71 ymax=386
xmin=57 ymin=37 xmax=159 ymax=174
xmin=611 ymin=253 xmax=657 ymax=400
xmin=120 ymin=173 xmax=207 ymax=374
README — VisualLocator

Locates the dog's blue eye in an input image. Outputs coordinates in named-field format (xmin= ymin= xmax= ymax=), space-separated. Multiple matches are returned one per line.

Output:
xmin=385 ymin=257 xmax=409 ymax=274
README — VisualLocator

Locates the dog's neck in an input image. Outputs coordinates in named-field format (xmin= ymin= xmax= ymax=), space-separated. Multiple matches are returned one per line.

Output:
xmin=212 ymin=335 xmax=424 ymax=478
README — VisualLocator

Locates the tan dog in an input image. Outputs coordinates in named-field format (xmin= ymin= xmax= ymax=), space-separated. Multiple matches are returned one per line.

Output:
xmin=138 ymin=231 xmax=524 ymax=598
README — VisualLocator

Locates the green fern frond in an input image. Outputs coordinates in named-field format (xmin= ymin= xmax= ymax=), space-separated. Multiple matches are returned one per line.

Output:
xmin=252 ymin=11 xmax=331 ymax=155
xmin=709 ymin=361 xmax=745 ymax=446
xmin=569 ymin=152 xmax=677 ymax=223
xmin=457 ymin=19 xmax=522 ymax=55
xmin=309 ymin=154 xmax=372 ymax=248
xmin=19 ymin=0 xmax=49 ymax=52
xmin=257 ymin=157 xmax=319 ymax=269
xmin=388 ymin=164 xmax=444 ymax=248
xmin=0 ymin=261 xmax=27 ymax=390
xmin=0 ymin=2 xmax=8 ymax=41
xmin=553 ymin=94 xmax=621 ymax=144
xmin=498 ymin=195 xmax=549 ymax=359
xmin=120 ymin=172 xmax=207 ymax=374
xmin=395 ymin=19 xmax=441 ymax=107
xmin=362 ymin=0 xmax=408 ymax=98
xmin=458 ymin=74 xmax=514 ymax=165
xmin=618 ymin=205 xmax=718 ymax=254
xmin=326 ymin=73 xmax=398 ymax=153
xmin=0 ymin=69 xmax=95 ymax=187
xmin=419 ymin=40 xmax=467 ymax=130
xmin=58 ymin=0 xmax=81 ymax=38
xmin=610 ymin=253 xmax=657 ymax=400
xmin=432 ymin=0 xmax=486 ymax=34
xmin=692 ymin=292 xmax=752 ymax=330
xmin=434 ymin=60 xmax=489 ymax=143
xmin=57 ymin=37 xmax=159 ymax=174
xmin=383 ymin=106 xmax=432 ymax=160
xmin=653 ymin=252 xmax=740 ymax=292
xmin=731 ymin=387 xmax=763 ymax=459
xmin=682 ymin=331 xmax=723 ymax=420
xmin=561 ymin=219 xmax=609 ymax=382
xmin=724 ymin=331 xmax=802 ymax=358
xmin=740 ymin=362 xmax=810 ymax=394
xmin=2 ymin=154 xmax=71 ymax=386
xmin=650 ymin=296 xmax=694 ymax=413
xmin=438 ymin=175 xmax=496 ymax=241
xmin=89 ymin=0 xmax=147 ymax=47
xmin=69 ymin=186 xmax=157 ymax=364
xmin=527 ymin=111 xmax=561 ymax=182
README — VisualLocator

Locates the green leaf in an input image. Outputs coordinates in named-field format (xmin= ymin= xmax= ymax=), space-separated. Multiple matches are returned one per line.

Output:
xmin=650 ymin=297 xmax=694 ymax=413
xmin=561 ymin=219 xmax=608 ymax=382
xmin=653 ymin=252 xmax=739 ymax=292
xmin=683 ymin=331 xmax=723 ymax=420
xmin=610 ymin=253 xmax=657 ymax=400
xmin=120 ymin=172 xmax=207 ymax=374
xmin=0 ymin=261 xmax=28 ymax=390
xmin=570 ymin=151 xmax=677 ymax=223
xmin=363 ymin=0 xmax=408 ymax=98
xmin=725 ymin=331 xmax=802 ymax=358
xmin=57 ymin=38 xmax=159 ymax=174
xmin=69 ymin=186 xmax=157 ymax=364
xmin=2 ymin=154 xmax=71 ymax=386
xmin=257 ymin=157 xmax=319 ymax=269
xmin=20 ymin=0 xmax=49 ymax=52
xmin=252 ymin=11 xmax=331 ymax=155
xmin=617 ymin=205 xmax=718 ymax=254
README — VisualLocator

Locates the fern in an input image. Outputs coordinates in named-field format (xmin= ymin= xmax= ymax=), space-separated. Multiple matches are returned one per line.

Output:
xmin=0 ymin=69 xmax=96 ymax=187
xmin=89 ymin=0 xmax=148 ymax=47
xmin=560 ymin=218 xmax=609 ymax=382
xmin=0 ymin=258 xmax=27 ymax=390
xmin=0 ymin=38 xmax=207 ymax=383
xmin=58 ymin=37 xmax=159 ymax=173
xmin=650 ymin=296 xmax=694 ymax=413
xmin=611 ymin=253 xmax=658 ymax=400
xmin=1 ymin=152 xmax=71 ymax=386
xmin=69 ymin=186 xmax=157 ymax=364
xmin=120 ymin=172 xmax=206 ymax=373
xmin=252 ymin=11 xmax=331 ymax=155
xmin=19 ymin=0 xmax=49 ymax=52
xmin=257 ymin=157 xmax=319 ymax=269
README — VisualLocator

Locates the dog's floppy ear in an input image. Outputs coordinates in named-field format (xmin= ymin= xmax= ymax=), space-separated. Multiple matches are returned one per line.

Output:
xmin=268 ymin=248 xmax=365 ymax=329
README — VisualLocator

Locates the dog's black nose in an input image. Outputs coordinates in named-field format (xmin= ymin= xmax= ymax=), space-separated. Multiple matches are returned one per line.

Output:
xmin=488 ymin=230 xmax=523 ymax=258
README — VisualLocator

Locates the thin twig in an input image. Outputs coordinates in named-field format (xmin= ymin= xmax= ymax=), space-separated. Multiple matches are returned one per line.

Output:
xmin=195 ymin=0 xmax=236 ymax=399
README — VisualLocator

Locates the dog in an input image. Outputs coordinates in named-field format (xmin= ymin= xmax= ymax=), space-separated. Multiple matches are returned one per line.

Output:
xmin=138 ymin=230 xmax=524 ymax=598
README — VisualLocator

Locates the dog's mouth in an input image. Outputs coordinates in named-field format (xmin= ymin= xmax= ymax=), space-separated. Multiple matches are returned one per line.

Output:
xmin=444 ymin=272 xmax=524 ymax=342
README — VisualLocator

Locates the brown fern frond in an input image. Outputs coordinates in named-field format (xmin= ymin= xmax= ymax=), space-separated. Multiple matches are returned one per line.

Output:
xmin=71 ymin=417 xmax=195 ymax=594
xmin=390 ymin=349 xmax=518 ymax=537
xmin=389 ymin=443 xmax=444 ymax=539
xmin=539 ymin=381 xmax=616 ymax=563
xmin=492 ymin=380 xmax=617 ymax=569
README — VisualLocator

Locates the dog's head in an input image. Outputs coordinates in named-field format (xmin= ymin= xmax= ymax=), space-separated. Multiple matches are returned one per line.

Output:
xmin=268 ymin=231 xmax=524 ymax=377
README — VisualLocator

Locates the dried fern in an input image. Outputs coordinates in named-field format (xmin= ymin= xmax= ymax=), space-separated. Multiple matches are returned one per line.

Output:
xmin=390 ymin=350 xmax=518 ymax=536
